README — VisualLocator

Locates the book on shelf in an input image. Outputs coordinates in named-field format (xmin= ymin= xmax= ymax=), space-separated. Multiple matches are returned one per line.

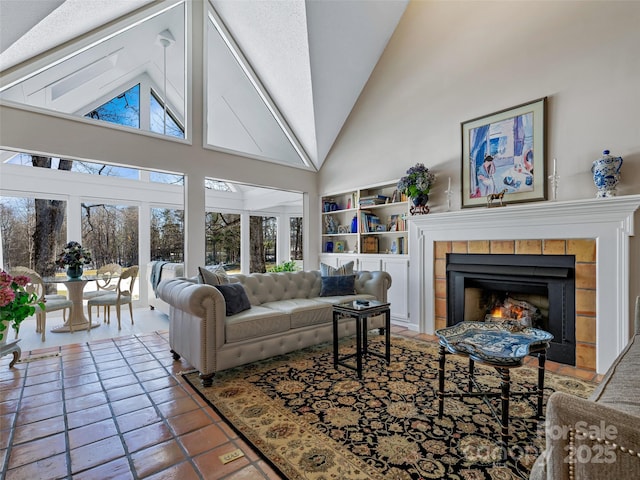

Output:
xmin=359 ymin=194 xmax=388 ymax=207
xmin=360 ymin=211 xmax=380 ymax=233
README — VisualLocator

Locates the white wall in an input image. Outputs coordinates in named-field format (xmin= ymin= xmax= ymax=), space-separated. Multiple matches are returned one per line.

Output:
xmin=319 ymin=1 xmax=640 ymax=207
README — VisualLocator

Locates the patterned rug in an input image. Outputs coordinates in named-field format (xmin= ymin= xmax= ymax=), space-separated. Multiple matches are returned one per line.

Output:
xmin=183 ymin=335 xmax=596 ymax=479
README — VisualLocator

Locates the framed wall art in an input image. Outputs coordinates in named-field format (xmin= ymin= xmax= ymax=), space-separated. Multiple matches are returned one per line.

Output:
xmin=461 ymin=97 xmax=547 ymax=208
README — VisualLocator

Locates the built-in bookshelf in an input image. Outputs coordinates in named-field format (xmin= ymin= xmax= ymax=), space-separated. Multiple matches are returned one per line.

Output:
xmin=321 ymin=180 xmax=409 ymax=255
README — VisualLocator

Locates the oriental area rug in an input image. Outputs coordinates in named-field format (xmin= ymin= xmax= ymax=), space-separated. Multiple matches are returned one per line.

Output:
xmin=183 ymin=335 xmax=596 ymax=480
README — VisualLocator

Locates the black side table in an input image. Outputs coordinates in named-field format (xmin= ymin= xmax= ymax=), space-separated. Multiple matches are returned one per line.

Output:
xmin=332 ymin=300 xmax=391 ymax=378
xmin=435 ymin=321 xmax=553 ymax=448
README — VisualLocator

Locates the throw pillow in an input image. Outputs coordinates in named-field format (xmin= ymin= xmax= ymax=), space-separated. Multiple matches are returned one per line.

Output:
xmin=320 ymin=274 xmax=356 ymax=297
xmin=198 ymin=265 xmax=229 ymax=286
xmin=320 ymin=261 xmax=354 ymax=277
xmin=214 ymin=283 xmax=251 ymax=316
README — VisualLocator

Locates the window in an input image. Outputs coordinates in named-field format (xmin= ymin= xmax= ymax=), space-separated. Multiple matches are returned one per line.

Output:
xmin=85 ymin=84 xmax=140 ymax=128
xmin=0 ymin=3 xmax=186 ymax=140
xmin=0 ymin=196 xmax=67 ymax=273
xmin=82 ymin=203 xmax=138 ymax=267
xmin=150 ymin=90 xmax=184 ymax=138
xmin=250 ymin=216 xmax=276 ymax=273
xmin=151 ymin=208 xmax=184 ymax=262
xmin=205 ymin=212 xmax=240 ymax=272
xmin=290 ymin=216 xmax=303 ymax=261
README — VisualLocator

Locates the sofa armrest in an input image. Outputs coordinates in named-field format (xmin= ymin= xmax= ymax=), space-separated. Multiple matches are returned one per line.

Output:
xmin=158 ymin=277 xmax=227 ymax=350
xmin=157 ymin=277 xmax=220 ymax=317
xmin=354 ymin=271 xmax=392 ymax=303
xmin=535 ymin=391 xmax=640 ymax=480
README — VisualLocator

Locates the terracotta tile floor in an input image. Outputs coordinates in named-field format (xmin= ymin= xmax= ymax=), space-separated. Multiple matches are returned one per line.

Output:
xmin=0 ymin=327 xmax=601 ymax=479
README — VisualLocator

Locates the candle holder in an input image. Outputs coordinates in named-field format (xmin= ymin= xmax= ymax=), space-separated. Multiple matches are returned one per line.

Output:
xmin=548 ymin=172 xmax=560 ymax=201
xmin=445 ymin=187 xmax=453 ymax=211
xmin=548 ymin=158 xmax=559 ymax=201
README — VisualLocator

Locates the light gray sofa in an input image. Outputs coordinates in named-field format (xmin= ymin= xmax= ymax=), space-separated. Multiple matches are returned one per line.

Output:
xmin=530 ymin=296 xmax=640 ymax=479
xmin=157 ymin=269 xmax=392 ymax=386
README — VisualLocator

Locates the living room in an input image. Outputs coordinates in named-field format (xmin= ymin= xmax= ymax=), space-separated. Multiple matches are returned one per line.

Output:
xmin=1 ymin=1 xmax=640 ymax=479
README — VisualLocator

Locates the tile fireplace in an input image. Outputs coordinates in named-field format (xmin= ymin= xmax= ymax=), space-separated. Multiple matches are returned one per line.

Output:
xmin=409 ymin=195 xmax=640 ymax=374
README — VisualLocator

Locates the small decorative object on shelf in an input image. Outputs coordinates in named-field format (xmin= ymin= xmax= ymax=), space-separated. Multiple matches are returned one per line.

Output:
xmin=592 ymin=149 xmax=623 ymax=198
xmin=397 ymin=163 xmax=435 ymax=215
xmin=55 ymin=241 xmax=92 ymax=278
xmin=548 ymin=157 xmax=560 ymax=201
xmin=324 ymin=215 xmax=337 ymax=234
xmin=445 ymin=176 xmax=453 ymax=211
xmin=486 ymin=188 xmax=507 ymax=208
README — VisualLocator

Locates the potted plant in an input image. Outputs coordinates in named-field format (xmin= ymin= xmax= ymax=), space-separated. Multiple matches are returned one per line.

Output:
xmin=397 ymin=163 xmax=436 ymax=207
xmin=0 ymin=270 xmax=44 ymax=343
xmin=55 ymin=241 xmax=92 ymax=278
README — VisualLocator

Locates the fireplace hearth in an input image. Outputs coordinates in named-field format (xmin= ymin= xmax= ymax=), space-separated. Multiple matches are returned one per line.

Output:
xmin=446 ymin=253 xmax=576 ymax=365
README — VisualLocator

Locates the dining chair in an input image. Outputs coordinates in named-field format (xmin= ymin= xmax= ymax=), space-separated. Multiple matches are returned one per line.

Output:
xmin=9 ymin=266 xmax=74 ymax=341
xmin=84 ymin=263 xmax=123 ymax=319
xmin=87 ymin=265 xmax=138 ymax=330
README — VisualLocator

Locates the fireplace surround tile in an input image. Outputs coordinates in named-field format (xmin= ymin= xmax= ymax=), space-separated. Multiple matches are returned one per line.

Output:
xmin=567 ymin=239 xmax=596 ymax=262
xmin=576 ymin=264 xmax=597 ymax=289
xmin=542 ymin=240 xmax=566 ymax=255
xmin=468 ymin=240 xmax=490 ymax=253
xmin=489 ymin=240 xmax=515 ymax=254
xmin=576 ymin=343 xmax=596 ymax=370
xmin=515 ymin=240 xmax=542 ymax=254
xmin=452 ymin=241 xmax=468 ymax=253
xmin=576 ymin=316 xmax=596 ymax=343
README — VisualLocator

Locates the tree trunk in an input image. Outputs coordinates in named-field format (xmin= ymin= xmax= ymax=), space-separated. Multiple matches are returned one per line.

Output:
xmin=31 ymin=156 xmax=72 ymax=290
xmin=250 ymin=216 xmax=265 ymax=273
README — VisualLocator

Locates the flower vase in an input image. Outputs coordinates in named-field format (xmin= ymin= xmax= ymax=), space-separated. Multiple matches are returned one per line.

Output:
xmin=410 ymin=194 xmax=430 ymax=215
xmin=0 ymin=319 xmax=11 ymax=344
xmin=412 ymin=194 xmax=428 ymax=207
xmin=67 ymin=266 xmax=83 ymax=279
xmin=592 ymin=150 xmax=623 ymax=198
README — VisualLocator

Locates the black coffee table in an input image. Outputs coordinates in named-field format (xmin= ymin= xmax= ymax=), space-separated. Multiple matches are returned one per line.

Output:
xmin=435 ymin=321 xmax=553 ymax=447
xmin=332 ymin=300 xmax=391 ymax=378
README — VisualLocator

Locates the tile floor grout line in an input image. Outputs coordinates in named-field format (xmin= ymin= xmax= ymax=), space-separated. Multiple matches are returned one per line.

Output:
xmin=1 ymin=355 xmax=28 ymax=478
xmin=58 ymin=344 xmax=74 ymax=479
xmin=81 ymin=337 xmax=140 ymax=479
xmin=115 ymin=331 xmax=206 ymax=479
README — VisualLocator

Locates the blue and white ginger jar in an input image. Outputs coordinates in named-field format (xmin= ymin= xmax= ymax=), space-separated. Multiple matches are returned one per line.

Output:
xmin=591 ymin=150 xmax=623 ymax=198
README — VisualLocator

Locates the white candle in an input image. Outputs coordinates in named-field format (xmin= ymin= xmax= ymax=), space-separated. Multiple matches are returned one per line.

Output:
xmin=553 ymin=158 xmax=557 ymax=176
xmin=448 ymin=176 xmax=451 ymax=192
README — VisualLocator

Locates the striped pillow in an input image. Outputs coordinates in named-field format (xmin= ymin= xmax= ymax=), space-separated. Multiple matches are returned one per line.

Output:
xmin=320 ymin=261 xmax=354 ymax=277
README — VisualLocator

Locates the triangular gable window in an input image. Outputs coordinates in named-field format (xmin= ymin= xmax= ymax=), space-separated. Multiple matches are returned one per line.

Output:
xmin=85 ymin=84 xmax=140 ymax=129
xmin=150 ymin=89 xmax=184 ymax=138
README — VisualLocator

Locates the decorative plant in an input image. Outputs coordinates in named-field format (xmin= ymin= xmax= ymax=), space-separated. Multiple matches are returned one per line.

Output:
xmin=268 ymin=260 xmax=299 ymax=273
xmin=0 ymin=270 xmax=44 ymax=342
xmin=55 ymin=241 xmax=92 ymax=269
xmin=397 ymin=163 xmax=436 ymax=198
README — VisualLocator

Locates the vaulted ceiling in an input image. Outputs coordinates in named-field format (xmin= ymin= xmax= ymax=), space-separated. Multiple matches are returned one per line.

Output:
xmin=0 ymin=0 xmax=408 ymax=171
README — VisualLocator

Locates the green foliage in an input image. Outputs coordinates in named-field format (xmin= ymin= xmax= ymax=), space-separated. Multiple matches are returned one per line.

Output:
xmin=0 ymin=270 xmax=44 ymax=342
xmin=268 ymin=260 xmax=298 ymax=273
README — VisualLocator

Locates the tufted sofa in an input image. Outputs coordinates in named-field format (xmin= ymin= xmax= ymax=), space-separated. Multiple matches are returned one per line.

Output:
xmin=157 ymin=269 xmax=392 ymax=386
xmin=530 ymin=296 xmax=640 ymax=479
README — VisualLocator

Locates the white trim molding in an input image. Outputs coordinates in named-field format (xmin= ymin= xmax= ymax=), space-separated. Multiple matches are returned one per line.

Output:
xmin=409 ymin=195 xmax=640 ymax=374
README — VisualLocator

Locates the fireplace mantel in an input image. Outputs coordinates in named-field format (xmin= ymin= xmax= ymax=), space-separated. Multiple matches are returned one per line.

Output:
xmin=409 ymin=195 xmax=640 ymax=373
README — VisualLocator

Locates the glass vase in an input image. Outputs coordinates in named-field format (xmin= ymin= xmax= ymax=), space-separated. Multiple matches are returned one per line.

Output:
xmin=67 ymin=265 xmax=83 ymax=279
